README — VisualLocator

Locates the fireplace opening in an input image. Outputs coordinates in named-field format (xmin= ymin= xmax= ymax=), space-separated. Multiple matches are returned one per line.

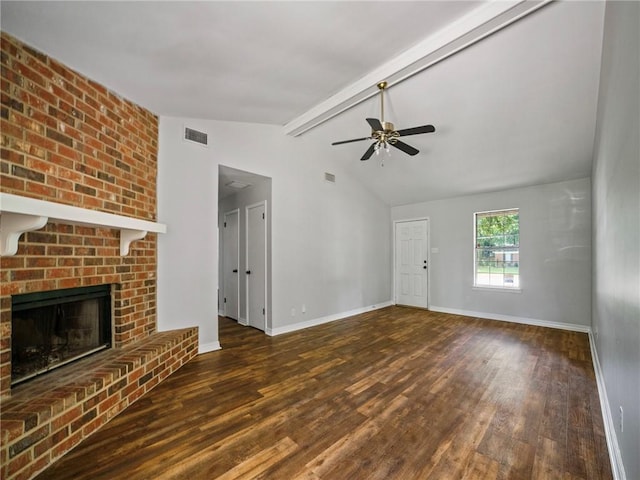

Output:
xmin=11 ymin=284 xmax=112 ymax=386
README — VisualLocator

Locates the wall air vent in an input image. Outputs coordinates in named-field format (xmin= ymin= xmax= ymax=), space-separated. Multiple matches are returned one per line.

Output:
xmin=324 ymin=172 xmax=336 ymax=183
xmin=184 ymin=127 xmax=208 ymax=146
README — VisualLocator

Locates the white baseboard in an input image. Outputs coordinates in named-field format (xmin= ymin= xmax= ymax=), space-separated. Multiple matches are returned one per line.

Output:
xmin=428 ymin=305 xmax=623 ymax=478
xmin=428 ymin=305 xmax=591 ymax=333
xmin=589 ymin=332 xmax=627 ymax=480
xmin=238 ymin=317 xmax=248 ymax=326
xmin=215 ymin=302 xmax=625 ymax=478
xmin=267 ymin=301 xmax=394 ymax=336
xmin=198 ymin=341 xmax=221 ymax=354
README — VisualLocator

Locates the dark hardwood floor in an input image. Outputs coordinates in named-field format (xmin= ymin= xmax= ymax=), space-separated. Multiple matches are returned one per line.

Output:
xmin=35 ymin=306 xmax=612 ymax=479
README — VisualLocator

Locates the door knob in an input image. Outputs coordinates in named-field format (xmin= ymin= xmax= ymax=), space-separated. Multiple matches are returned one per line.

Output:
xmin=246 ymin=270 xmax=251 ymax=275
xmin=232 ymin=269 xmax=238 ymax=273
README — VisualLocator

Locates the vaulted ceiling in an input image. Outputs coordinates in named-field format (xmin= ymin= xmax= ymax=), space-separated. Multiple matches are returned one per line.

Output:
xmin=1 ymin=1 xmax=606 ymax=206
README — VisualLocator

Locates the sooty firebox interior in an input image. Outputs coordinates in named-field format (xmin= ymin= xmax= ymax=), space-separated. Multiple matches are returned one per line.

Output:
xmin=11 ymin=284 xmax=112 ymax=386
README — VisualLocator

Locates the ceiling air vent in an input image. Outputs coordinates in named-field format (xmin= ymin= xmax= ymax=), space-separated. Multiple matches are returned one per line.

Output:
xmin=184 ymin=127 xmax=208 ymax=146
xmin=324 ymin=172 xmax=336 ymax=183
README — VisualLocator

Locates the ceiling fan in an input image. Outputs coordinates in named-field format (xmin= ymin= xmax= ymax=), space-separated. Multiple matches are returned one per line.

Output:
xmin=331 ymin=81 xmax=435 ymax=161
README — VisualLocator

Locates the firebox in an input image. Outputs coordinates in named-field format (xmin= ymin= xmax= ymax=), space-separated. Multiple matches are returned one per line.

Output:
xmin=11 ymin=284 xmax=112 ymax=386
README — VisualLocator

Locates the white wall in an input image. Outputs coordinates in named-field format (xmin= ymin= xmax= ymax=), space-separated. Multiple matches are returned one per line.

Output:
xmin=591 ymin=2 xmax=640 ymax=479
xmin=392 ymin=178 xmax=592 ymax=329
xmin=157 ymin=117 xmax=219 ymax=352
xmin=157 ymin=116 xmax=392 ymax=343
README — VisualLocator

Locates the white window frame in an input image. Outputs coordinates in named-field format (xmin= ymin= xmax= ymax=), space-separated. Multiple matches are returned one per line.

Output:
xmin=473 ymin=208 xmax=521 ymax=292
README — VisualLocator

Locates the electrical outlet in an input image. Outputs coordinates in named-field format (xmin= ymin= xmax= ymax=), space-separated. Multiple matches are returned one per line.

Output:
xmin=291 ymin=308 xmax=296 ymax=317
xmin=619 ymin=406 xmax=624 ymax=432
xmin=302 ymin=304 xmax=306 ymax=314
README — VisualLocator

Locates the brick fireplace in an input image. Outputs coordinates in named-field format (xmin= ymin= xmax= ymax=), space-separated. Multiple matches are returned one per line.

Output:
xmin=1 ymin=33 xmax=198 ymax=479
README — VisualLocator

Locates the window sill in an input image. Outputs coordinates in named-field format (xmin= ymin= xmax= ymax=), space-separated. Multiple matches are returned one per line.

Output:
xmin=473 ymin=285 xmax=522 ymax=294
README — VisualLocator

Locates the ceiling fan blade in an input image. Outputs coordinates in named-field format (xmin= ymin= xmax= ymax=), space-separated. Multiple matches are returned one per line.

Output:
xmin=396 ymin=125 xmax=436 ymax=137
xmin=391 ymin=140 xmax=419 ymax=156
xmin=366 ymin=118 xmax=383 ymax=131
xmin=361 ymin=143 xmax=376 ymax=161
xmin=331 ymin=137 xmax=371 ymax=146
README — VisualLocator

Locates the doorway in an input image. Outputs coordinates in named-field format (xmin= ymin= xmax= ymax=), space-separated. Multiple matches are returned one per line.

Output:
xmin=394 ymin=219 xmax=429 ymax=309
xmin=218 ymin=165 xmax=271 ymax=332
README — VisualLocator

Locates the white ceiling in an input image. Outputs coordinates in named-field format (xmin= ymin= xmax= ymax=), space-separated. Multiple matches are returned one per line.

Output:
xmin=1 ymin=1 xmax=479 ymax=124
xmin=219 ymin=165 xmax=270 ymax=200
xmin=1 ymin=1 xmax=606 ymax=206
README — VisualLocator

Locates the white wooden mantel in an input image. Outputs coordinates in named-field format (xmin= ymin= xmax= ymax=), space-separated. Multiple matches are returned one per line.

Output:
xmin=0 ymin=193 xmax=167 ymax=256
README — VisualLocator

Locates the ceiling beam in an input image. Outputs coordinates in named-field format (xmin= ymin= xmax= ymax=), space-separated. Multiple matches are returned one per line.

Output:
xmin=283 ymin=0 xmax=552 ymax=137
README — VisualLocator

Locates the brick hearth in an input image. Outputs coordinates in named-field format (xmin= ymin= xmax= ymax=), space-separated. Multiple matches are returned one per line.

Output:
xmin=1 ymin=328 xmax=197 ymax=480
xmin=0 ymin=33 xmax=198 ymax=479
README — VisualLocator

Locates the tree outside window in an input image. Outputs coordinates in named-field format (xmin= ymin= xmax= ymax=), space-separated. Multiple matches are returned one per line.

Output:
xmin=475 ymin=209 xmax=519 ymax=289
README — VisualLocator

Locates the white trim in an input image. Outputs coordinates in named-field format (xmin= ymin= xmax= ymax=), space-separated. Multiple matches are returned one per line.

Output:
xmin=473 ymin=207 xmax=520 ymax=290
xmin=472 ymin=286 xmax=522 ymax=294
xmin=267 ymin=301 xmax=394 ymax=336
xmin=238 ymin=317 xmax=248 ymax=327
xmin=198 ymin=341 xmax=221 ymax=354
xmin=428 ymin=305 xmax=623 ymax=477
xmin=0 ymin=192 xmax=166 ymax=256
xmin=428 ymin=305 xmax=591 ymax=333
xmin=474 ymin=207 xmax=520 ymax=216
xmin=283 ymin=1 xmax=552 ymax=136
xmin=589 ymin=333 xmax=627 ymax=480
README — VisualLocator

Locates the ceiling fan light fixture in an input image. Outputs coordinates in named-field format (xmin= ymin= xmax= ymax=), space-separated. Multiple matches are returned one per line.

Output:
xmin=331 ymin=80 xmax=435 ymax=162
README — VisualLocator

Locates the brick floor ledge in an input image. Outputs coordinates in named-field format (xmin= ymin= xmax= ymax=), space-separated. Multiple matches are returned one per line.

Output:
xmin=1 ymin=327 xmax=199 ymax=480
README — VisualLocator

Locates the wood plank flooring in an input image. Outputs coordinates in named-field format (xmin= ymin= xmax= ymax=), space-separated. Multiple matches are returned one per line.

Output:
xmin=34 ymin=307 xmax=612 ymax=479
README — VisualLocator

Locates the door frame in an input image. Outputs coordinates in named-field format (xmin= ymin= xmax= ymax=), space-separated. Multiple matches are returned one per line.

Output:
xmin=222 ymin=208 xmax=240 ymax=321
xmin=393 ymin=217 xmax=431 ymax=309
xmin=245 ymin=200 xmax=268 ymax=331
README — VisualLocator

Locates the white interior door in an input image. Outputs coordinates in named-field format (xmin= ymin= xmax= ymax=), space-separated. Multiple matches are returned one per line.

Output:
xmin=395 ymin=219 xmax=429 ymax=309
xmin=246 ymin=202 xmax=266 ymax=331
xmin=222 ymin=209 xmax=239 ymax=320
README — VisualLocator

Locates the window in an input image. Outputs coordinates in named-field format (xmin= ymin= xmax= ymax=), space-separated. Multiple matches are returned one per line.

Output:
xmin=474 ymin=209 xmax=519 ymax=289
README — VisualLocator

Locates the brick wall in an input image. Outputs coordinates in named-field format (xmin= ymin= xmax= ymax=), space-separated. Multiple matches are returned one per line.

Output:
xmin=0 ymin=32 xmax=199 ymax=480
xmin=0 ymin=32 xmax=160 ymax=399
xmin=1 ymin=327 xmax=198 ymax=480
